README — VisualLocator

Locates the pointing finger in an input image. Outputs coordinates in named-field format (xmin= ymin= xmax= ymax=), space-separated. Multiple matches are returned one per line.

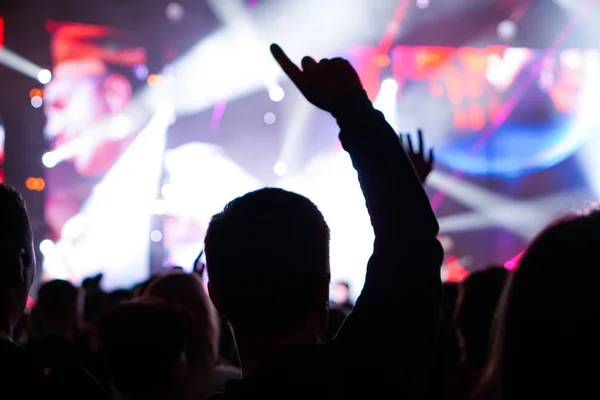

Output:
xmin=270 ymin=43 xmax=303 ymax=87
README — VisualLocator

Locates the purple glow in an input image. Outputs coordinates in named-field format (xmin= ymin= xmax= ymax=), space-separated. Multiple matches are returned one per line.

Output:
xmin=210 ymin=100 xmax=227 ymax=134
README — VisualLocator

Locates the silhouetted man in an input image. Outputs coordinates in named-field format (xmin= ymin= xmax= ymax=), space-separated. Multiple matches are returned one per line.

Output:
xmin=0 ymin=184 xmax=106 ymax=399
xmin=204 ymin=45 xmax=443 ymax=399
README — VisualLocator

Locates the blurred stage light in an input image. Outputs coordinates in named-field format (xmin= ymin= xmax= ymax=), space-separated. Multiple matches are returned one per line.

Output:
xmin=147 ymin=74 xmax=162 ymax=87
xmin=374 ymin=78 xmax=399 ymax=131
xmin=269 ymin=86 xmax=285 ymax=102
xmin=372 ymin=54 xmax=391 ymax=67
xmin=273 ymin=161 xmax=288 ymax=176
xmin=416 ymin=0 xmax=430 ymax=9
xmin=151 ymin=198 xmax=169 ymax=215
xmin=29 ymin=88 xmax=42 ymax=98
xmin=264 ymin=112 xmax=276 ymax=124
xmin=166 ymin=2 xmax=185 ymax=22
xmin=161 ymin=183 xmax=174 ymax=199
xmin=62 ymin=215 xmax=85 ymax=240
xmin=30 ymin=96 xmax=43 ymax=108
xmin=497 ymin=20 xmax=517 ymax=41
xmin=39 ymin=239 xmax=55 ymax=256
xmin=42 ymin=152 xmax=58 ymax=168
xmin=109 ymin=115 xmax=133 ymax=139
xmin=150 ymin=230 xmax=163 ymax=242
xmin=381 ymin=78 xmax=399 ymax=92
xmin=560 ymin=49 xmax=583 ymax=69
xmin=25 ymin=177 xmax=45 ymax=191
xmin=37 ymin=69 xmax=52 ymax=84
xmin=133 ymin=64 xmax=149 ymax=80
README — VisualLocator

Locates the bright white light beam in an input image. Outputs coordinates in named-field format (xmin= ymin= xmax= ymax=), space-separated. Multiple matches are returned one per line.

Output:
xmin=0 ymin=47 xmax=51 ymax=82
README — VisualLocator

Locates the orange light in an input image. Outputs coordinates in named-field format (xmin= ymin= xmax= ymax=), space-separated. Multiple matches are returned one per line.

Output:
xmin=29 ymin=88 xmax=43 ymax=98
xmin=25 ymin=177 xmax=36 ymax=190
xmin=147 ymin=74 xmax=162 ymax=87
xmin=25 ymin=177 xmax=45 ymax=191
xmin=372 ymin=54 xmax=390 ymax=67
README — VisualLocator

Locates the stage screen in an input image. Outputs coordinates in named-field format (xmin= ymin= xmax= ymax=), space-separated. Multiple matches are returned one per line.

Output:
xmin=41 ymin=38 xmax=600 ymax=292
xmin=41 ymin=22 xmax=161 ymax=288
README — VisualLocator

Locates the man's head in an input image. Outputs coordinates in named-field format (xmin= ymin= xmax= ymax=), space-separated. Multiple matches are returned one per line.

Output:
xmin=454 ymin=266 xmax=509 ymax=367
xmin=205 ymin=188 xmax=330 ymax=339
xmin=99 ymin=301 xmax=189 ymax=400
xmin=32 ymin=279 xmax=79 ymax=337
xmin=0 ymin=184 xmax=35 ymax=331
xmin=332 ymin=281 xmax=351 ymax=305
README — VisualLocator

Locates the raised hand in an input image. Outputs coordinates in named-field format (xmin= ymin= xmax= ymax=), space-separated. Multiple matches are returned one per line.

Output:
xmin=400 ymin=129 xmax=435 ymax=184
xmin=270 ymin=43 xmax=363 ymax=112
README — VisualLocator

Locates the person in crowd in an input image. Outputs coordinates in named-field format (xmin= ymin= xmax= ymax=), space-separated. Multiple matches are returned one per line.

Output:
xmin=0 ymin=184 xmax=106 ymax=398
xmin=450 ymin=266 xmax=509 ymax=399
xmin=27 ymin=279 xmax=102 ymax=377
xmin=99 ymin=301 xmax=189 ymax=400
xmin=477 ymin=211 xmax=600 ymax=400
xmin=28 ymin=280 xmax=79 ymax=352
xmin=331 ymin=281 xmax=353 ymax=311
xmin=143 ymin=270 xmax=241 ymax=399
xmin=203 ymin=44 xmax=443 ymax=399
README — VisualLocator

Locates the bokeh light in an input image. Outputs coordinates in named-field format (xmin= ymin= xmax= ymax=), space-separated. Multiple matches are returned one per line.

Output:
xmin=273 ymin=161 xmax=288 ymax=176
xmin=31 ymin=96 xmax=43 ymax=108
xmin=264 ymin=112 xmax=276 ymax=124
xmin=269 ymin=86 xmax=285 ymax=102
xmin=42 ymin=152 xmax=58 ymax=168
xmin=150 ymin=230 xmax=163 ymax=242
xmin=37 ymin=69 xmax=52 ymax=84
xmin=39 ymin=239 xmax=56 ymax=256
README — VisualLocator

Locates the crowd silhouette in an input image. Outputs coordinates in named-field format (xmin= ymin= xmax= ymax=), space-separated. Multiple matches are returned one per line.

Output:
xmin=0 ymin=43 xmax=595 ymax=399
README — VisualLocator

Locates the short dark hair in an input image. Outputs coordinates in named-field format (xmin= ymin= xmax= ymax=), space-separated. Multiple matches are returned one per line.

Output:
xmin=454 ymin=266 xmax=509 ymax=366
xmin=34 ymin=279 xmax=78 ymax=323
xmin=99 ymin=302 xmax=189 ymax=399
xmin=205 ymin=188 xmax=330 ymax=337
xmin=0 ymin=184 xmax=33 ymax=281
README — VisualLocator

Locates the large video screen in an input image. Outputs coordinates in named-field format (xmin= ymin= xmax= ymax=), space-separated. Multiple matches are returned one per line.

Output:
xmin=42 ymin=22 xmax=159 ymax=288
xmin=41 ymin=34 xmax=600 ymax=291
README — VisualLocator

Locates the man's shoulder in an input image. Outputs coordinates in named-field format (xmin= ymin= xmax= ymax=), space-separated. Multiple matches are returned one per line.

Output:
xmin=0 ymin=340 xmax=106 ymax=398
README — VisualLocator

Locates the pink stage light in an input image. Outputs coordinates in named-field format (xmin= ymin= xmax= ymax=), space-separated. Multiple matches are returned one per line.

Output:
xmin=504 ymin=250 xmax=525 ymax=270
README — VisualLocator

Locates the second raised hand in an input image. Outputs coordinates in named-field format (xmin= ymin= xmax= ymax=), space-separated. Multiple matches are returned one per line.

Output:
xmin=270 ymin=43 xmax=363 ymax=112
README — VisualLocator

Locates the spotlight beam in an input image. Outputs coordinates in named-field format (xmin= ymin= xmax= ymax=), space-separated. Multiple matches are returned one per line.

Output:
xmin=431 ymin=170 xmax=593 ymax=240
xmin=0 ymin=47 xmax=49 ymax=82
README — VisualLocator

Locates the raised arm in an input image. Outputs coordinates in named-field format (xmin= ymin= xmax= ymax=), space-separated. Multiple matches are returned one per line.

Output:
xmin=271 ymin=44 xmax=443 ymax=396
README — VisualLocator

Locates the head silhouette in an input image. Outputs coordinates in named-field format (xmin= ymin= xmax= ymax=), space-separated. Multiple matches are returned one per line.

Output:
xmin=0 ymin=184 xmax=35 ymax=338
xmin=99 ymin=301 xmax=189 ymax=400
xmin=32 ymin=279 xmax=79 ymax=338
xmin=484 ymin=210 xmax=600 ymax=400
xmin=205 ymin=188 xmax=330 ymax=340
xmin=145 ymin=270 xmax=218 ymax=371
xmin=454 ymin=266 xmax=509 ymax=367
